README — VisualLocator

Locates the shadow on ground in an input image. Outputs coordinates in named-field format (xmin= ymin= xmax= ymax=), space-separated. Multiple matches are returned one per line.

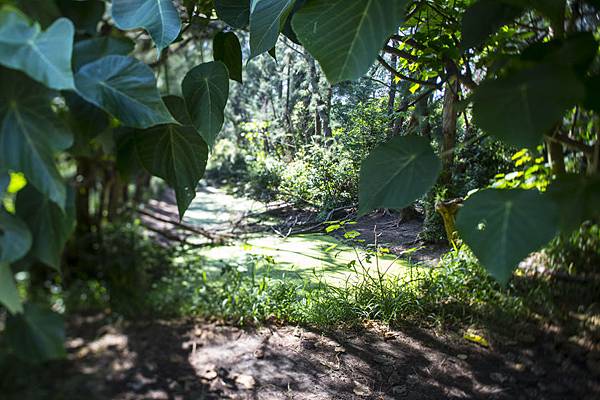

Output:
xmin=3 ymin=315 xmax=599 ymax=400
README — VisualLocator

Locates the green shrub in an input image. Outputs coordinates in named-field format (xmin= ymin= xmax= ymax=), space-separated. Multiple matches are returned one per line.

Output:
xmin=64 ymin=222 xmax=175 ymax=316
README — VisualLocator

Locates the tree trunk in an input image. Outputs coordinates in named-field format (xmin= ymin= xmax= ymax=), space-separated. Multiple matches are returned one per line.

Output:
xmin=304 ymin=49 xmax=331 ymax=139
xmin=440 ymin=72 xmax=459 ymax=186
xmin=547 ymin=138 xmax=566 ymax=175
xmin=387 ymin=39 xmax=398 ymax=130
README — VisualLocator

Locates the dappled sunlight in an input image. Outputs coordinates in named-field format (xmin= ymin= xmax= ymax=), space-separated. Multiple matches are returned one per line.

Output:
xmin=178 ymin=184 xmax=423 ymax=287
xmin=195 ymin=233 xmax=419 ymax=286
xmin=184 ymin=184 xmax=271 ymax=230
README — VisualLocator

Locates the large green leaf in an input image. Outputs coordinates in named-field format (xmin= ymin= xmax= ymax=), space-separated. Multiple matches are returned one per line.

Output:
xmin=0 ymin=262 xmax=23 ymax=314
xmin=281 ymin=0 xmax=305 ymax=44
xmin=359 ymin=135 xmax=441 ymax=216
xmin=0 ymin=171 xmax=8 ymax=198
xmin=112 ymin=0 xmax=181 ymax=54
xmin=456 ymin=189 xmax=559 ymax=284
xmin=0 ymin=208 xmax=32 ymax=264
xmin=214 ymin=32 xmax=243 ymax=83
xmin=472 ymin=63 xmax=584 ymax=148
xmin=182 ymin=61 xmax=230 ymax=147
xmin=16 ymin=185 xmax=75 ymax=270
xmin=75 ymin=55 xmax=176 ymax=129
xmin=0 ymin=7 xmax=75 ymax=90
xmin=0 ymin=69 xmax=72 ymax=208
xmin=461 ymin=0 xmax=523 ymax=49
xmin=215 ymin=0 xmax=250 ymax=28
xmin=5 ymin=303 xmax=66 ymax=362
xmin=548 ymin=174 xmax=600 ymax=233
xmin=56 ymin=0 xmax=105 ymax=35
xmin=135 ymin=96 xmax=209 ymax=218
xmin=72 ymin=36 xmax=135 ymax=71
xmin=520 ymin=33 xmax=598 ymax=75
xmin=292 ymin=0 xmax=409 ymax=84
xmin=249 ymin=0 xmax=294 ymax=58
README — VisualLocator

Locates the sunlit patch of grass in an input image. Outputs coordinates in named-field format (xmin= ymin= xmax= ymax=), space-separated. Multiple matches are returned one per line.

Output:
xmin=147 ymin=241 xmax=529 ymax=329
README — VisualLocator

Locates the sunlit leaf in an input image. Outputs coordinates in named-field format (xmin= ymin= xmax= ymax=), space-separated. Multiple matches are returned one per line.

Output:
xmin=359 ymin=135 xmax=441 ymax=215
xmin=75 ymin=55 xmax=176 ymax=129
xmin=456 ymin=189 xmax=559 ymax=284
xmin=182 ymin=61 xmax=230 ymax=147
xmin=112 ymin=0 xmax=181 ymax=54
xmin=0 ymin=6 xmax=75 ymax=90
xmin=0 ymin=68 xmax=72 ymax=208
xmin=292 ymin=0 xmax=409 ymax=83
xmin=7 ymin=172 xmax=27 ymax=194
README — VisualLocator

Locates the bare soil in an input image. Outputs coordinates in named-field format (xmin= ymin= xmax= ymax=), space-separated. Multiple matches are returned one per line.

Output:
xmin=9 ymin=315 xmax=600 ymax=400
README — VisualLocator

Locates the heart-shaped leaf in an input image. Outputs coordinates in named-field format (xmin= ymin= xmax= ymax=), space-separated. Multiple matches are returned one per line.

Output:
xmin=5 ymin=303 xmax=66 ymax=362
xmin=292 ymin=0 xmax=409 ymax=83
xmin=112 ymin=0 xmax=181 ymax=54
xmin=473 ymin=63 xmax=584 ymax=148
xmin=359 ymin=135 xmax=441 ymax=215
xmin=0 ymin=208 xmax=32 ymax=264
xmin=214 ymin=32 xmax=243 ymax=83
xmin=135 ymin=97 xmax=209 ymax=218
xmin=75 ymin=55 xmax=176 ymax=129
xmin=0 ymin=68 xmax=72 ymax=208
xmin=249 ymin=0 xmax=295 ymax=58
xmin=456 ymin=189 xmax=559 ymax=284
xmin=182 ymin=61 xmax=230 ymax=147
xmin=16 ymin=185 xmax=76 ymax=271
xmin=0 ymin=6 xmax=75 ymax=90
xmin=0 ymin=262 xmax=23 ymax=314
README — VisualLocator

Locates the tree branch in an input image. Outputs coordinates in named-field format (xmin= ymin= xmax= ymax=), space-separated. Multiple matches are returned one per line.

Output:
xmin=377 ymin=56 xmax=441 ymax=88
xmin=383 ymin=45 xmax=418 ymax=62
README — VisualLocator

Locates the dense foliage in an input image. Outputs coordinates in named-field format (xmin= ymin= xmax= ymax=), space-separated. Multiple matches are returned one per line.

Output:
xmin=0 ymin=0 xmax=599 ymax=363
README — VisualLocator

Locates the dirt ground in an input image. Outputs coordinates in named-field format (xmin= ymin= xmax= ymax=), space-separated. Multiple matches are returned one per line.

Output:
xmin=9 ymin=314 xmax=599 ymax=400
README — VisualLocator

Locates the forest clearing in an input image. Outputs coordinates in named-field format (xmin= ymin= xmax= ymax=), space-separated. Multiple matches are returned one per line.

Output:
xmin=1 ymin=0 xmax=600 ymax=399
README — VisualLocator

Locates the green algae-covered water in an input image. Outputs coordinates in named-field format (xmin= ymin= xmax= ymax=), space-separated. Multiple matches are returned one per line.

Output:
xmin=181 ymin=185 xmax=420 ymax=287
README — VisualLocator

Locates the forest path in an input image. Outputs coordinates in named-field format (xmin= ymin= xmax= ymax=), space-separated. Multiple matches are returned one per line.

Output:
xmin=26 ymin=314 xmax=597 ymax=400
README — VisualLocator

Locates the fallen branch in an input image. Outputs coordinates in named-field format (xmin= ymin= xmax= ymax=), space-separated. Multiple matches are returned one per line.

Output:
xmin=138 ymin=208 xmax=234 ymax=242
xmin=142 ymin=223 xmax=215 ymax=248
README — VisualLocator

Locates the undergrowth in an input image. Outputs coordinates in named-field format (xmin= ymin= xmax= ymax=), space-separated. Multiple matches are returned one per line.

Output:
xmin=55 ymin=223 xmax=600 ymax=336
xmin=145 ymin=246 xmax=530 ymax=329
